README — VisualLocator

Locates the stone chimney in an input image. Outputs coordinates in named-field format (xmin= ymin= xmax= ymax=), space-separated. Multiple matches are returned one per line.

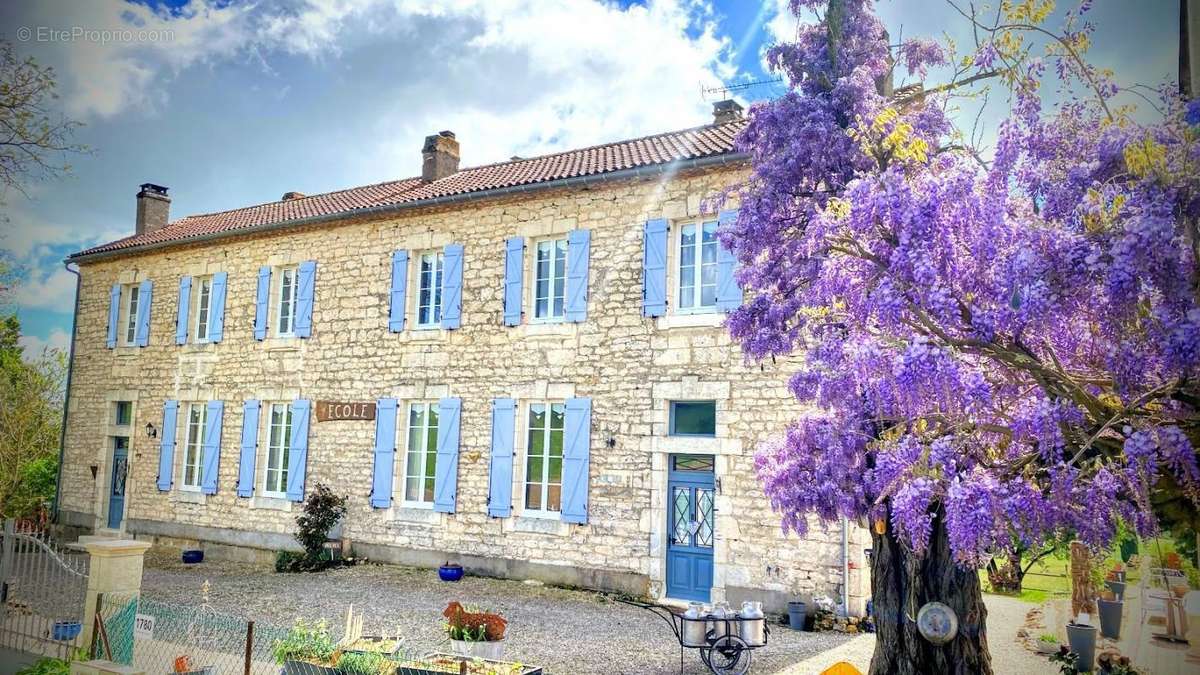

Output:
xmin=712 ymin=99 xmax=743 ymax=124
xmin=135 ymin=183 xmax=170 ymax=235
xmin=421 ymin=131 xmax=460 ymax=182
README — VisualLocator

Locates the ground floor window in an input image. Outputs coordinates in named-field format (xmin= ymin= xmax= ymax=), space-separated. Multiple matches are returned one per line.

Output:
xmin=524 ymin=401 xmax=564 ymax=516
xmin=263 ymin=403 xmax=292 ymax=498
xmin=403 ymin=401 xmax=439 ymax=505
xmin=180 ymin=403 xmax=207 ymax=491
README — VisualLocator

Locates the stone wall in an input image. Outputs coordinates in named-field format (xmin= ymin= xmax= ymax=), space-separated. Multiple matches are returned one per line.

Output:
xmin=61 ymin=164 xmax=870 ymax=613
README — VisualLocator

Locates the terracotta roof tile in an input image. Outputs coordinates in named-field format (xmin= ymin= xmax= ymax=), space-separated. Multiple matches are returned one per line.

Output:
xmin=73 ymin=119 xmax=746 ymax=259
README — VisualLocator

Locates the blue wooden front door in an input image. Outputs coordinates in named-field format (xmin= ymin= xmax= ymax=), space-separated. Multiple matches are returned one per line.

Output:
xmin=665 ymin=456 xmax=715 ymax=602
xmin=107 ymin=437 xmax=129 ymax=529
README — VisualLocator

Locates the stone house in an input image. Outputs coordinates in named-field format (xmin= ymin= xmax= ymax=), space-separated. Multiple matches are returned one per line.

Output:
xmin=57 ymin=101 xmax=869 ymax=614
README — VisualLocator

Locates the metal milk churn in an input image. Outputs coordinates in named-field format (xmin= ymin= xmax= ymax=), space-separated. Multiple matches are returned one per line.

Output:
xmin=682 ymin=602 xmax=708 ymax=646
xmin=710 ymin=601 xmax=733 ymax=640
xmin=738 ymin=600 xmax=766 ymax=646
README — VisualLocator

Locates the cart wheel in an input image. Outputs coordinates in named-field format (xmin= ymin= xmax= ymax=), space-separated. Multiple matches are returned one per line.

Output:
xmin=704 ymin=635 xmax=751 ymax=675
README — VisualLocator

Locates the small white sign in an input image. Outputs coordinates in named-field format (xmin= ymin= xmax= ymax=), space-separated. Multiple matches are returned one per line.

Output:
xmin=134 ymin=613 xmax=155 ymax=639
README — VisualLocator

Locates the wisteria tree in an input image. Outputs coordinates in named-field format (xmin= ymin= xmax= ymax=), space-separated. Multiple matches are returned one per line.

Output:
xmin=726 ymin=1 xmax=1200 ymax=673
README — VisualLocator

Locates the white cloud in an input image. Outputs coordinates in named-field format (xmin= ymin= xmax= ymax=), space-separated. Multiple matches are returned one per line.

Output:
xmin=10 ymin=264 xmax=77 ymax=311
xmin=19 ymin=328 xmax=70 ymax=359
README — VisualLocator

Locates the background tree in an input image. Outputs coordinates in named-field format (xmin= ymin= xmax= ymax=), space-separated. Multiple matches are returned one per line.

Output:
xmin=0 ymin=38 xmax=85 ymax=206
xmin=728 ymin=1 xmax=1200 ymax=673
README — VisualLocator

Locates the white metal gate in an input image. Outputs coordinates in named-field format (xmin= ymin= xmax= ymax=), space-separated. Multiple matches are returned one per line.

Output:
xmin=0 ymin=519 xmax=89 ymax=661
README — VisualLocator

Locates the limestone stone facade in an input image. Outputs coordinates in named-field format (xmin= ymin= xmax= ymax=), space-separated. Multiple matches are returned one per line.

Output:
xmin=59 ymin=163 xmax=870 ymax=614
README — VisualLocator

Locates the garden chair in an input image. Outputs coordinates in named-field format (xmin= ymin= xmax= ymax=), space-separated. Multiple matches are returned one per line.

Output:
xmin=1141 ymin=567 xmax=1188 ymax=625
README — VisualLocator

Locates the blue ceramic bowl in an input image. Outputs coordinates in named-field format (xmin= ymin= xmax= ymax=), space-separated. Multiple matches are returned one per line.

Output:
xmin=438 ymin=564 xmax=464 ymax=582
xmin=182 ymin=549 xmax=204 ymax=564
xmin=52 ymin=621 xmax=82 ymax=641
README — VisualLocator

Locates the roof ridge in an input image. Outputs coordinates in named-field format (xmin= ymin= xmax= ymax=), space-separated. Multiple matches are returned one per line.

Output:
xmin=454 ymin=119 xmax=747 ymax=174
xmin=175 ymin=176 xmax=422 ymax=223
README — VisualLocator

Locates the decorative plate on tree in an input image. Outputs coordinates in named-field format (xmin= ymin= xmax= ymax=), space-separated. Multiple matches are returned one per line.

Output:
xmin=916 ymin=602 xmax=958 ymax=645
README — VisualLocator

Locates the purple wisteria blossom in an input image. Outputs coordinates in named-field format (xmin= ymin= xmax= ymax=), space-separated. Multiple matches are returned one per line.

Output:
xmin=730 ymin=0 xmax=1200 ymax=569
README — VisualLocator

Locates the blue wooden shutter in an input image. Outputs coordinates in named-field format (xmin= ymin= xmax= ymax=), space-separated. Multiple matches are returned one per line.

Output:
xmin=565 ymin=229 xmax=591 ymax=322
xmin=156 ymin=400 xmax=178 ymax=491
xmin=371 ymin=399 xmax=398 ymax=508
xmin=175 ymin=276 xmax=192 ymax=345
xmin=433 ymin=397 xmax=461 ymax=513
xmin=561 ymin=397 xmax=592 ymax=524
xmin=107 ymin=284 xmax=121 ymax=349
xmin=441 ymin=244 xmax=463 ymax=329
xmin=134 ymin=279 xmax=153 ymax=347
xmin=200 ymin=400 xmax=224 ymax=495
xmin=236 ymin=400 xmax=260 ymax=498
xmin=295 ymin=260 xmax=316 ymax=338
xmin=642 ymin=219 xmax=668 ymax=317
xmin=503 ymin=237 xmax=524 ymax=326
xmin=488 ymin=398 xmax=516 ymax=517
xmin=715 ymin=209 xmax=743 ymax=311
xmin=209 ymin=272 xmax=228 ymax=342
xmin=286 ymin=399 xmax=311 ymax=502
xmin=254 ymin=266 xmax=271 ymax=340
xmin=389 ymin=251 xmax=408 ymax=333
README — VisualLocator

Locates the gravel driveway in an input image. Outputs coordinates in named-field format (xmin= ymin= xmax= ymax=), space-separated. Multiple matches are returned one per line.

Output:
xmin=141 ymin=550 xmax=853 ymax=675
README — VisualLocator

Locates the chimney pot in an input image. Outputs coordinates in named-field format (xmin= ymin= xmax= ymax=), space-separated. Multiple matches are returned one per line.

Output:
xmin=422 ymin=130 xmax=460 ymax=182
xmin=135 ymin=183 xmax=171 ymax=236
xmin=712 ymin=99 xmax=744 ymax=124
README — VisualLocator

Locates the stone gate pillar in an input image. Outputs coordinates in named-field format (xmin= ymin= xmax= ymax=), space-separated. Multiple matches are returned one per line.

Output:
xmin=81 ymin=539 xmax=152 ymax=657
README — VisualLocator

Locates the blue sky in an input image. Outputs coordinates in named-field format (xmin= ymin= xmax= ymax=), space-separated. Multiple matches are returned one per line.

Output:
xmin=0 ymin=0 xmax=1179 ymax=357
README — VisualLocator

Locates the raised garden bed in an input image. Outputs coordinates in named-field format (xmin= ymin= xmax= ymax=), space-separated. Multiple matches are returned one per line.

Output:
xmin=341 ymin=636 xmax=402 ymax=656
xmin=396 ymin=654 xmax=541 ymax=675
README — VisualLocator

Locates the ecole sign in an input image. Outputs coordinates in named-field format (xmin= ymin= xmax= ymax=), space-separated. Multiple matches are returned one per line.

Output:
xmin=315 ymin=401 xmax=376 ymax=422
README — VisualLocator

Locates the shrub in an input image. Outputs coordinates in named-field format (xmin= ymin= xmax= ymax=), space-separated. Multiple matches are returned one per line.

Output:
xmin=288 ymin=483 xmax=347 ymax=572
xmin=16 ymin=658 xmax=69 ymax=675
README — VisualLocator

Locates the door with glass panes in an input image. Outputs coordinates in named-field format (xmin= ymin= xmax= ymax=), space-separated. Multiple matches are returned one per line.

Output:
xmin=665 ymin=454 xmax=715 ymax=601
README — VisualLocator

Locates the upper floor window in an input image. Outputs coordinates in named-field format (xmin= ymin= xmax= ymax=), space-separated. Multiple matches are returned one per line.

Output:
xmin=417 ymin=251 xmax=444 ymax=328
xmin=525 ymin=401 xmax=564 ymax=516
xmin=403 ymin=402 xmax=440 ymax=506
xmin=677 ymin=221 xmax=718 ymax=313
xmin=263 ymin=403 xmax=293 ymax=498
xmin=113 ymin=401 xmax=133 ymax=426
xmin=180 ymin=402 xmax=208 ymax=491
xmin=193 ymin=276 xmax=213 ymax=343
xmin=276 ymin=266 xmax=299 ymax=337
xmin=121 ymin=284 xmax=141 ymax=346
xmin=533 ymin=238 xmax=567 ymax=322
xmin=669 ymin=400 xmax=716 ymax=437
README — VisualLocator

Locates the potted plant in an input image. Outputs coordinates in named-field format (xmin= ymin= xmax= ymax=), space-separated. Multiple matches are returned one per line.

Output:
xmin=273 ymin=619 xmax=339 ymax=675
xmin=438 ymin=562 xmax=464 ymax=582
xmin=1109 ymin=562 xmax=1126 ymax=583
xmin=1036 ymin=633 xmax=1059 ymax=654
xmin=443 ymin=602 xmax=506 ymax=661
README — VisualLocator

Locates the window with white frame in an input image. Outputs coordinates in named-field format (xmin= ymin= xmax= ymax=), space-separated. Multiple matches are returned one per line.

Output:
xmin=275 ymin=266 xmax=299 ymax=337
xmin=524 ymin=401 xmax=564 ymax=515
xmin=402 ymin=402 xmax=439 ymax=505
xmin=416 ymin=251 xmax=444 ymax=328
xmin=180 ymin=403 xmax=207 ymax=491
xmin=121 ymin=284 xmax=141 ymax=345
xmin=533 ymin=237 xmax=567 ymax=322
xmin=676 ymin=220 xmax=719 ymax=313
xmin=262 ymin=403 xmax=293 ymax=498
xmin=193 ymin=276 xmax=213 ymax=343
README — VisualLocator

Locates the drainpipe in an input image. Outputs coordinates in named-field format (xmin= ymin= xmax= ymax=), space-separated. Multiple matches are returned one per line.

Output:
xmin=841 ymin=518 xmax=850 ymax=617
xmin=51 ymin=261 xmax=81 ymax=525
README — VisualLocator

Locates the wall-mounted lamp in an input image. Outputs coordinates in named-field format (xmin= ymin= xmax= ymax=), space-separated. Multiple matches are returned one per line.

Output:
xmin=89 ymin=465 xmax=98 ymax=480
xmin=145 ymin=422 xmax=157 ymax=439
xmin=606 ymin=436 xmax=616 ymax=448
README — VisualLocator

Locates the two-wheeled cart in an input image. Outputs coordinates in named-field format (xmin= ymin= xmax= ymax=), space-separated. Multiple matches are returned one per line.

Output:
xmin=618 ymin=598 xmax=768 ymax=675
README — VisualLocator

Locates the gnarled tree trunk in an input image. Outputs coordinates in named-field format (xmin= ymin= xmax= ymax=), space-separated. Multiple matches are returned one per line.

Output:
xmin=869 ymin=506 xmax=993 ymax=675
